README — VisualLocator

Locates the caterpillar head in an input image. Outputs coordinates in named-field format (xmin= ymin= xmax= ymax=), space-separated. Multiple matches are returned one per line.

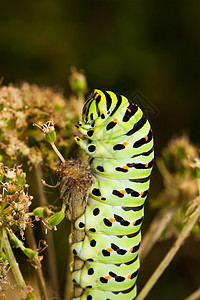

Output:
xmin=82 ymin=89 xmax=110 ymax=124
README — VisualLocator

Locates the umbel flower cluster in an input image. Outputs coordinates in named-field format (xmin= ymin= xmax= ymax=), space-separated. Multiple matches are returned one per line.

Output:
xmin=0 ymin=163 xmax=32 ymax=234
xmin=0 ymin=164 xmax=38 ymax=299
xmin=0 ymin=69 xmax=86 ymax=170
xmin=0 ymin=68 xmax=88 ymax=299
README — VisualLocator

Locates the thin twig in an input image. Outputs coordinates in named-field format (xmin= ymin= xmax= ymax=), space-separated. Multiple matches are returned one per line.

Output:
xmin=185 ymin=288 xmax=200 ymax=300
xmin=34 ymin=164 xmax=59 ymax=298
xmin=137 ymin=198 xmax=200 ymax=300
xmin=25 ymin=226 xmax=48 ymax=299
xmin=50 ymin=143 xmax=65 ymax=163
xmin=140 ymin=203 xmax=178 ymax=262
xmin=156 ymin=158 xmax=172 ymax=184
xmin=3 ymin=228 xmax=25 ymax=288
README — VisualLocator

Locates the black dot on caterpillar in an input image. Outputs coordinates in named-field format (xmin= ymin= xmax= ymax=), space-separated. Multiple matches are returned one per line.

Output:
xmin=90 ymin=240 xmax=96 ymax=247
xmin=93 ymin=208 xmax=100 ymax=216
xmin=96 ymin=166 xmax=104 ymax=172
xmin=92 ymin=188 xmax=101 ymax=196
xmin=88 ymin=268 xmax=94 ymax=275
xmin=88 ymin=145 xmax=96 ymax=152
xmin=78 ymin=222 xmax=85 ymax=228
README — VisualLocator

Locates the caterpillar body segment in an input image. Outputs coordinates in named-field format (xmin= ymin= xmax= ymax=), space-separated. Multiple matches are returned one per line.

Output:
xmin=75 ymin=197 xmax=144 ymax=236
xmin=72 ymin=89 xmax=154 ymax=299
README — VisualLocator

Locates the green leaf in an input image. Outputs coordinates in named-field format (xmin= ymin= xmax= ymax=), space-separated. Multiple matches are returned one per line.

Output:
xmin=47 ymin=211 xmax=65 ymax=229
xmin=23 ymin=248 xmax=37 ymax=259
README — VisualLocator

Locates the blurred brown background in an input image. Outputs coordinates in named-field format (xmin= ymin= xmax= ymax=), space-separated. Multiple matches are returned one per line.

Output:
xmin=1 ymin=1 xmax=200 ymax=299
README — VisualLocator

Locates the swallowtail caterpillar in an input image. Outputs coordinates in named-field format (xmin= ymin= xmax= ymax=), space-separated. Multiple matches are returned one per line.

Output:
xmin=72 ymin=89 xmax=154 ymax=299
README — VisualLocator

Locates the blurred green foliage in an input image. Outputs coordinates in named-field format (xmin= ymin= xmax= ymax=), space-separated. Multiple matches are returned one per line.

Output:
xmin=1 ymin=1 xmax=200 ymax=147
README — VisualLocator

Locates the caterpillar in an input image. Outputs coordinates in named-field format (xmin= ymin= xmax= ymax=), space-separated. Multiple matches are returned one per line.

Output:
xmin=72 ymin=89 xmax=154 ymax=299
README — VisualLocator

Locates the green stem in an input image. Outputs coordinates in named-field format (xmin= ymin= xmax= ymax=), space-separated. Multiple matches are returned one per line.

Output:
xmin=3 ymin=228 xmax=25 ymax=288
xmin=61 ymin=201 xmax=67 ymax=213
xmin=137 ymin=201 xmax=200 ymax=300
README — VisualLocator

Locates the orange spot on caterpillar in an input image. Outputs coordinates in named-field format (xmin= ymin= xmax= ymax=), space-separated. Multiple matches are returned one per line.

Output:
xmin=131 ymin=221 xmax=136 ymax=226
xmin=112 ymin=118 xmax=118 ymax=123
xmin=105 ymin=275 xmax=111 ymax=280
xmin=144 ymin=135 xmax=148 ymax=141
xmin=122 ymin=165 xmax=129 ymax=170
xmin=122 ymin=142 xmax=129 ymax=147
xmin=100 ymin=109 xmax=104 ymax=115
xmin=140 ymin=191 xmax=144 ymax=197
xmin=127 ymin=108 xmax=131 ymax=112
xmin=127 ymin=274 xmax=132 ymax=279
xmin=119 ymin=190 xmax=127 ymax=194
xmin=128 ymin=247 xmax=133 ymax=253
xmin=132 ymin=103 xmax=134 ymax=106
xmin=145 ymin=163 xmax=149 ymax=168
xmin=106 ymin=248 xmax=114 ymax=253
xmin=109 ymin=217 xmax=116 ymax=223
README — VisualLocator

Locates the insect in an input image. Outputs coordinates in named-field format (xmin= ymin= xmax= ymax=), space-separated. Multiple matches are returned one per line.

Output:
xmin=73 ymin=89 xmax=154 ymax=299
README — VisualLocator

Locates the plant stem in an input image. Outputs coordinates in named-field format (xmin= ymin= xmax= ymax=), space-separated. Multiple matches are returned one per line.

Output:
xmin=140 ymin=204 xmax=177 ymax=262
xmin=64 ymin=192 xmax=85 ymax=299
xmin=50 ymin=142 xmax=65 ymax=163
xmin=34 ymin=164 xmax=59 ymax=298
xmin=137 ymin=200 xmax=200 ymax=300
xmin=25 ymin=226 xmax=48 ymax=300
xmin=185 ymin=288 xmax=200 ymax=300
xmin=3 ymin=228 xmax=25 ymax=288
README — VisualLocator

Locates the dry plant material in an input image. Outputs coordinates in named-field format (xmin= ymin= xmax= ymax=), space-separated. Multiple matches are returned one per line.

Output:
xmin=57 ymin=159 xmax=94 ymax=297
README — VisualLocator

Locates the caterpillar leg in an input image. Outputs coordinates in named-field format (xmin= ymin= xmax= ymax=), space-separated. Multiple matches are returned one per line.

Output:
xmin=74 ymin=136 xmax=88 ymax=152
xmin=74 ymin=135 xmax=96 ymax=156
xmin=72 ymin=236 xmax=97 ymax=261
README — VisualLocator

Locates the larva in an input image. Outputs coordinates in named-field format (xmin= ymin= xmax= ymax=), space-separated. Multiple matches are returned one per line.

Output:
xmin=72 ymin=89 xmax=154 ymax=299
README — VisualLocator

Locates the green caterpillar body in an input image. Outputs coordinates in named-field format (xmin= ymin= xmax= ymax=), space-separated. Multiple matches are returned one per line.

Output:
xmin=73 ymin=89 xmax=154 ymax=300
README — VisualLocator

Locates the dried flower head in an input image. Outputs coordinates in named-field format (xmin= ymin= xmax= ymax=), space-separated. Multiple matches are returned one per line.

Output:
xmin=57 ymin=159 xmax=94 ymax=221
xmin=0 ymin=164 xmax=32 ymax=234
xmin=153 ymin=135 xmax=200 ymax=239
xmin=162 ymin=134 xmax=198 ymax=175
xmin=0 ymin=80 xmax=82 ymax=170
